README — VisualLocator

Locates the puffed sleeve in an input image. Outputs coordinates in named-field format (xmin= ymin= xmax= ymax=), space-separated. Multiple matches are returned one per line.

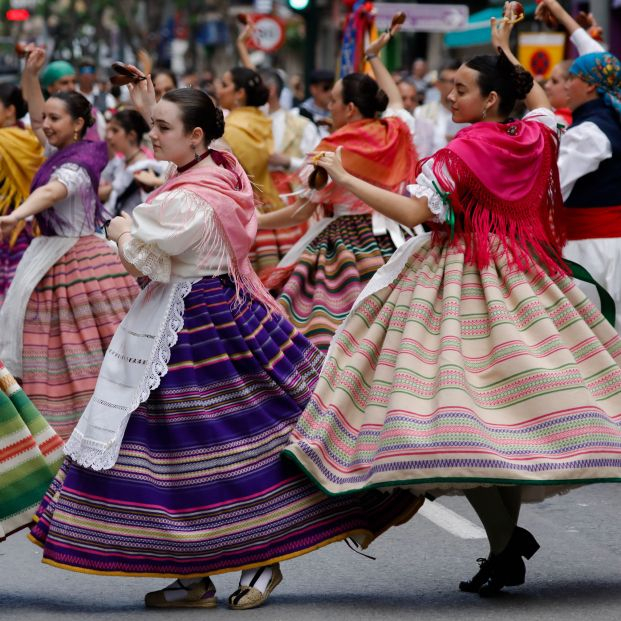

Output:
xmin=50 ymin=163 xmax=91 ymax=196
xmin=522 ymin=107 xmax=558 ymax=132
xmin=406 ymin=157 xmax=453 ymax=223
xmin=123 ymin=189 xmax=216 ymax=283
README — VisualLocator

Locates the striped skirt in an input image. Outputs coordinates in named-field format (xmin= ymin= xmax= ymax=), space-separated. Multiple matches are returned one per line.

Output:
xmin=30 ymin=276 xmax=420 ymax=577
xmin=251 ymin=172 xmax=309 ymax=283
xmin=21 ymin=235 xmax=139 ymax=440
xmin=0 ymin=361 xmax=63 ymax=540
xmin=0 ymin=227 xmax=32 ymax=307
xmin=284 ymin=236 xmax=621 ymax=500
xmin=278 ymin=215 xmax=395 ymax=353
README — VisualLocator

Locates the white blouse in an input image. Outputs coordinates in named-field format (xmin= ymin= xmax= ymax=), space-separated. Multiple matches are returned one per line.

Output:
xmin=124 ymin=189 xmax=229 ymax=283
xmin=49 ymin=163 xmax=98 ymax=236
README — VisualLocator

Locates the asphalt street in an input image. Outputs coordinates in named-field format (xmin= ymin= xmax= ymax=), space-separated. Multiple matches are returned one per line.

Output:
xmin=2 ymin=485 xmax=621 ymax=621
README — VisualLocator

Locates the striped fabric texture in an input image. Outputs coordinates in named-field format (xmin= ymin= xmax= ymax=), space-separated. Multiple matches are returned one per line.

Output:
xmin=0 ymin=227 xmax=32 ymax=307
xmin=0 ymin=361 xmax=63 ymax=540
xmin=278 ymin=215 xmax=395 ymax=353
xmin=30 ymin=276 xmax=420 ymax=577
xmin=250 ymin=171 xmax=309 ymax=281
xmin=285 ymin=237 xmax=621 ymax=498
xmin=21 ymin=235 xmax=139 ymax=440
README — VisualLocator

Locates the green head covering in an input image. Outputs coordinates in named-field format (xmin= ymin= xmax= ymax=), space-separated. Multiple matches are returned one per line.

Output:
xmin=40 ymin=61 xmax=76 ymax=89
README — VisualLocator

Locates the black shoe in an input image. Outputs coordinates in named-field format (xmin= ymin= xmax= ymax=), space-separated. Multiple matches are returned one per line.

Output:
xmin=513 ymin=526 xmax=540 ymax=560
xmin=478 ymin=526 xmax=539 ymax=597
xmin=478 ymin=555 xmax=525 ymax=597
xmin=459 ymin=557 xmax=494 ymax=593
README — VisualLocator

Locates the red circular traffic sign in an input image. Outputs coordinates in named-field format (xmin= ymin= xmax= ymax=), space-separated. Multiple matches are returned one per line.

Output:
xmin=248 ymin=15 xmax=286 ymax=53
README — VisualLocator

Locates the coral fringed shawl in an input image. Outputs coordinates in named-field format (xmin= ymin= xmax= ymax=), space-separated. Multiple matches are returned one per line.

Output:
xmin=316 ymin=116 xmax=418 ymax=193
xmin=427 ymin=118 xmax=567 ymax=274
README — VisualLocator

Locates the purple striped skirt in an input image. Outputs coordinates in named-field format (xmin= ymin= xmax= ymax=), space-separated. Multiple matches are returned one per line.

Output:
xmin=30 ymin=276 xmax=420 ymax=577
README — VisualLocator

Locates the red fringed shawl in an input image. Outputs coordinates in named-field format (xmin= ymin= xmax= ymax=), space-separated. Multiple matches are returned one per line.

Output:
xmin=425 ymin=118 xmax=567 ymax=274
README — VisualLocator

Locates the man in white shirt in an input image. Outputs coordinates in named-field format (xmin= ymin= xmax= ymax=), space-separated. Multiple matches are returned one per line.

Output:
xmin=261 ymin=69 xmax=320 ymax=173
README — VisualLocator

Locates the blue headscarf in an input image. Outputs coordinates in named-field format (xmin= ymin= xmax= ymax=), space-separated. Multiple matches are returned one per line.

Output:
xmin=569 ymin=52 xmax=621 ymax=115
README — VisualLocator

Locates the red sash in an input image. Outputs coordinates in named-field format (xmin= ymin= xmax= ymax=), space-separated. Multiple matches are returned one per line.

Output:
xmin=566 ymin=206 xmax=621 ymax=240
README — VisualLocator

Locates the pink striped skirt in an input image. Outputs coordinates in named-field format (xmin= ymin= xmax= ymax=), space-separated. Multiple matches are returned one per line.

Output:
xmin=21 ymin=235 xmax=139 ymax=440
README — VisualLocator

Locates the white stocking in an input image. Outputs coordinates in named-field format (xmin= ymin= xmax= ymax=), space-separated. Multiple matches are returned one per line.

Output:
xmin=239 ymin=565 xmax=273 ymax=593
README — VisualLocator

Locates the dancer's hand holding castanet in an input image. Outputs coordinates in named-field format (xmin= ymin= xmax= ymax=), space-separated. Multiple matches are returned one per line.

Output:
xmin=309 ymin=146 xmax=348 ymax=186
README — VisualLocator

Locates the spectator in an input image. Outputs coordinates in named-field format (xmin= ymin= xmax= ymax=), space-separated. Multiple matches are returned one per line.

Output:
xmin=152 ymin=69 xmax=177 ymax=101
xmin=398 ymin=80 xmax=418 ymax=114
xmin=415 ymin=59 xmax=468 ymax=152
xmin=76 ymin=56 xmax=115 ymax=113
xmin=298 ymin=69 xmax=333 ymax=135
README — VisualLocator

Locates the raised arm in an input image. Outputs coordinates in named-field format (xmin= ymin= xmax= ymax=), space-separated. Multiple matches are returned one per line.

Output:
xmin=491 ymin=7 xmax=551 ymax=111
xmin=536 ymin=0 xmax=580 ymax=36
xmin=312 ymin=147 xmax=431 ymax=229
xmin=364 ymin=30 xmax=403 ymax=110
xmin=537 ymin=0 xmax=605 ymax=54
xmin=127 ymin=70 xmax=157 ymax=125
xmin=20 ymin=46 xmax=48 ymax=147
xmin=236 ymin=23 xmax=257 ymax=71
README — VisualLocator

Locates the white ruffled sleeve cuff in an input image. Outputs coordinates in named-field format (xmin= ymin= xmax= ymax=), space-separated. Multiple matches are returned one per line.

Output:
xmin=123 ymin=237 xmax=172 ymax=283
xmin=405 ymin=158 xmax=451 ymax=223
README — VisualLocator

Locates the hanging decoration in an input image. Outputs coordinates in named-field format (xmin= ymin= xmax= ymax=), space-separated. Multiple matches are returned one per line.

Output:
xmin=338 ymin=0 xmax=377 ymax=77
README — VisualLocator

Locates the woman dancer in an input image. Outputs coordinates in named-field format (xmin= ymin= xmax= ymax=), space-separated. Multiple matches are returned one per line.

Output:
xmin=100 ymin=109 xmax=162 ymax=217
xmin=258 ymin=31 xmax=418 ymax=352
xmin=0 ymin=48 xmax=138 ymax=439
xmin=0 ymin=85 xmax=44 ymax=305
xmin=284 ymin=12 xmax=621 ymax=597
xmin=216 ymin=67 xmax=289 ymax=278
xmin=544 ymin=60 xmax=572 ymax=127
xmin=29 ymin=80 xmax=419 ymax=610
xmin=0 ymin=360 xmax=63 ymax=541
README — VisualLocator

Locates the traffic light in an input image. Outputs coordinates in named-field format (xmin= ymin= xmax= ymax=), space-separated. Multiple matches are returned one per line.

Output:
xmin=288 ymin=0 xmax=310 ymax=11
xmin=6 ymin=8 xmax=30 ymax=20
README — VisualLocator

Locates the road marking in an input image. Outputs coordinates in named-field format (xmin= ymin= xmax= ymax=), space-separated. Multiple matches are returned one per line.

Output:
xmin=419 ymin=501 xmax=487 ymax=539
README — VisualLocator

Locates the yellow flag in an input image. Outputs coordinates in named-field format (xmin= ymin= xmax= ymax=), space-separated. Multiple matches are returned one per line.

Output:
xmin=518 ymin=32 xmax=567 ymax=79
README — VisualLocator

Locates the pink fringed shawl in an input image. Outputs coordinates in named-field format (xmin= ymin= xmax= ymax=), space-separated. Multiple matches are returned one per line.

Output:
xmin=426 ymin=118 xmax=567 ymax=274
xmin=147 ymin=150 xmax=281 ymax=314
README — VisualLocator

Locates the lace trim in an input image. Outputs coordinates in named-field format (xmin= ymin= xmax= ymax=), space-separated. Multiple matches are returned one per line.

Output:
xmin=407 ymin=181 xmax=446 ymax=223
xmin=64 ymin=280 xmax=193 ymax=470
xmin=137 ymin=280 xmax=191 ymax=405
xmin=123 ymin=237 xmax=172 ymax=282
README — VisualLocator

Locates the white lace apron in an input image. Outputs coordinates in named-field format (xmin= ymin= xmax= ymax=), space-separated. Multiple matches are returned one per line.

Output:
xmin=64 ymin=278 xmax=197 ymax=470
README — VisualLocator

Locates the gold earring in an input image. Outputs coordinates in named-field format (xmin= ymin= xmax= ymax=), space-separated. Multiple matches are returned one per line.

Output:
xmin=73 ymin=129 xmax=79 ymax=141
xmin=481 ymin=107 xmax=488 ymax=120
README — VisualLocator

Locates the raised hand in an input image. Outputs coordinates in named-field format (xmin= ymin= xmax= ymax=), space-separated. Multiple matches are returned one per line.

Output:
xmin=24 ymin=46 xmax=46 ymax=76
xmin=127 ymin=70 xmax=156 ymax=119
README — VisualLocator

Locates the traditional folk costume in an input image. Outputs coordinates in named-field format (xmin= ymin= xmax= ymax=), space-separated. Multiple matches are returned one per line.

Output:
xmin=284 ymin=109 xmax=621 ymax=501
xmin=29 ymin=151 xmax=419 ymax=580
xmin=270 ymin=112 xmax=418 ymax=353
xmin=0 ymin=125 xmax=45 ymax=305
xmin=559 ymin=29 xmax=621 ymax=333
xmin=265 ymin=107 xmax=322 ymax=288
xmin=224 ymin=106 xmax=301 ymax=280
xmin=0 ymin=360 xmax=63 ymax=541
xmin=0 ymin=141 xmax=139 ymax=440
